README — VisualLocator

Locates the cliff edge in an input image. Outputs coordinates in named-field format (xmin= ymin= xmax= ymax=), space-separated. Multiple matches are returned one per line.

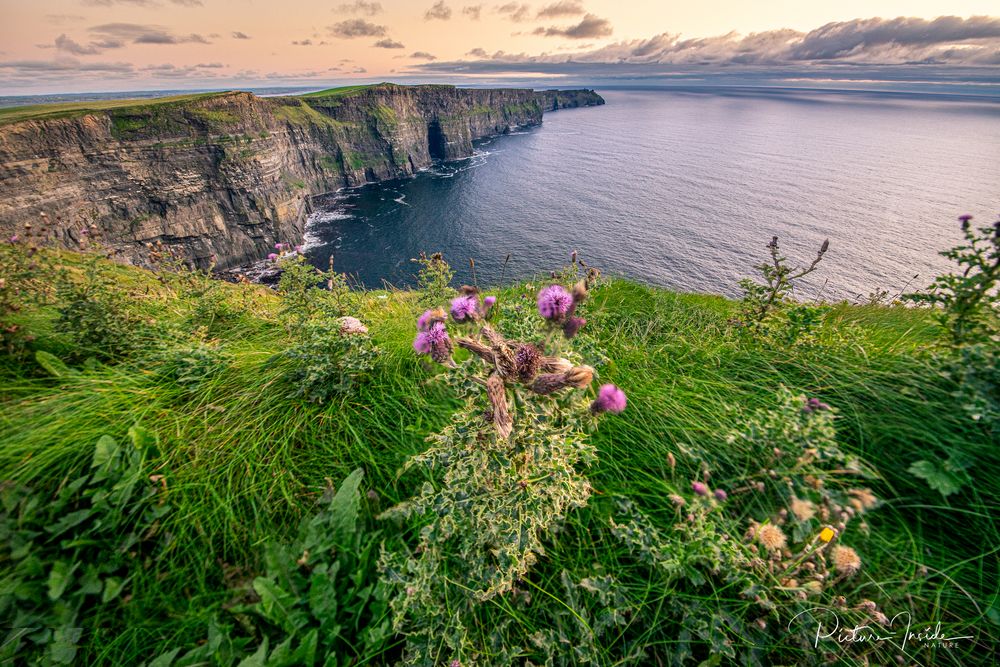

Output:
xmin=0 ymin=84 xmax=603 ymax=269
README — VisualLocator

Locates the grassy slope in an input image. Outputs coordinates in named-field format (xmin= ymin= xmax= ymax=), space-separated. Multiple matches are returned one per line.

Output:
xmin=0 ymin=92 xmax=227 ymax=126
xmin=0 ymin=255 xmax=996 ymax=664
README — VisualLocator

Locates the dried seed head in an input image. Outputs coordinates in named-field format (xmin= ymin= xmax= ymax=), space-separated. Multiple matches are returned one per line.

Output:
xmin=514 ymin=343 xmax=542 ymax=383
xmin=571 ymin=279 xmax=588 ymax=304
xmin=756 ymin=524 xmax=787 ymax=552
xmin=790 ymin=497 xmax=816 ymax=521
xmin=486 ymin=374 xmax=512 ymax=440
xmin=831 ymin=545 xmax=862 ymax=576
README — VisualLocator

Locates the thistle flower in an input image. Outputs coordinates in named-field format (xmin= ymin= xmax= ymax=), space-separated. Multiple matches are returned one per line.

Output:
xmin=563 ymin=316 xmax=586 ymax=339
xmin=413 ymin=322 xmax=451 ymax=362
xmin=714 ymin=488 xmax=728 ymax=501
xmin=483 ymin=295 xmax=496 ymax=311
xmin=831 ymin=545 xmax=862 ymax=575
xmin=267 ymin=253 xmax=278 ymax=261
xmin=958 ymin=214 xmax=973 ymax=222
xmin=274 ymin=243 xmax=284 ymax=250
xmin=756 ymin=524 xmax=787 ymax=552
xmin=450 ymin=294 xmax=479 ymax=322
xmin=790 ymin=497 xmax=816 ymax=521
xmin=591 ymin=383 xmax=626 ymax=414
xmin=692 ymin=481 xmax=709 ymax=496
xmin=537 ymin=284 xmax=573 ymax=321
xmin=514 ymin=343 xmax=542 ymax=383
xmin=417 ymin=308 xmax=445 ymax=332
xmin=338 ymin=316 xmax=368 ymax=335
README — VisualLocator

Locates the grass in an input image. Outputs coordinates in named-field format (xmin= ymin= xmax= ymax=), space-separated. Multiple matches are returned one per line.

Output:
xmin=1 ymin=252 xmax=997 ymax=665
xmin=0 ymin=92 xmax=227 ymax=126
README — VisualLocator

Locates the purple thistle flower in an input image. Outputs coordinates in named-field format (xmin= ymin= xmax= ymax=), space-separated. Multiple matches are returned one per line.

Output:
xmin=563 ymin=316 xmax=586 ymax=339
xmin=803 ymin=397 xmax=830 ymax=413
xmin=714 ymin=488 xmax=728 ymax=501
xmin=450 ymin=294 xmax=479 ymax=322
xmin=8 ymin=235 xmax=18 ymax=244
xmin=692 ymin=481 xmax=709 ymax=496
xmin=413 ymin=331 xmax=432 ymax=355
xmin=958 ymin=214 xmax=973 ymax=222
xmin=591 ymin=383 xmax=626 ymax=414
xmin=537 ymin=285 xmax=573 ymax=321
xmin=274 ymin=243 xmax=284 ymax=250
xmin=414 ymin=323 xmax=452 ymax=362
xmin=267 ymin=253 xmax=278 ymax=261
xmin=483 ymin=295 xmax=496 ymax=311
xmin=417 ymin=309 xmax=434 ymax=331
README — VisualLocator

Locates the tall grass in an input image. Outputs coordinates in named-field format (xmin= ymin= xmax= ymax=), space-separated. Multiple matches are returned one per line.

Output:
xmin=0 ymin=255 xmax=996 ymax=665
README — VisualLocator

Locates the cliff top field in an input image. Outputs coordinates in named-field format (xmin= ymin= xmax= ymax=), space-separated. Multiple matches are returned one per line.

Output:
xmin=1 ymin=226 xmax=997 ymax=665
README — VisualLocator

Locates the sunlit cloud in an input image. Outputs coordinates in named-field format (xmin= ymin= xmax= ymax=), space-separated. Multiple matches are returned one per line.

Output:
xmin=328 ymin=19 xmax=388 ymax=37
xmin=424 ymin=1 xmax=452 ymax=21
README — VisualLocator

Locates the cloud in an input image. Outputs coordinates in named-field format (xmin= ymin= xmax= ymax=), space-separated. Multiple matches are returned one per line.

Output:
xmin=495 ymin=2 xmax=531 ymax=22
xmin=410 ymin=51 xmax=437 ymax=60
xmin=462 ymin=5 xmax=482 ymax=20
xmin=425 ymin=1 xmax=452 ymax=20
xmin=89 ymin=23 xmax=211 ymax=45
xmin=292 ymin=39 xmax=314 ymax=46
xmin=335 ymin=1 xmax=382 ymax=16
xmin=374 ymin=38 xmax=405 ymax=48
xmin=232 ymin=31 xmax=251 ymax=39
xmin=328 ymin=19 xmax=387 ymax=38
xmin=54 ymin=34 xmax=101 ymax=55
xmin=414 ymin=14 xmax=1000 ymax=83
xmin=533 ymin=13 xmax=612 ymax=39
xmin=536 ymin=0 xmax=585 ymax=18
xmin=465 ymin=47 xmax=488 ymax=57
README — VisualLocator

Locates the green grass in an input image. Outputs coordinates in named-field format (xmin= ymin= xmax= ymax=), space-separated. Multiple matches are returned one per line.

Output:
xmin=0 ymin=254 xmax=996 ymax=665
xmin=0 ymin=92 xmax=228 ymax=126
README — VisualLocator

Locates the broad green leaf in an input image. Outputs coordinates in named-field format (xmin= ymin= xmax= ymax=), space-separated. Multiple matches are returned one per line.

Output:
xmin=35 ymin=350 xmax=70 ymax=378
xmin=102 ymin=576 xmax=126 ymax=603
xmin=146 ymin=647 xmax=181 ymax=667
xmin=236 ymin=638 xmax=268 ymax=667
xmin=47 ymin=561 xmax=76 ymax=600
xmin=128 ymin=424 xmax=157 ymax=452
xmin=908 ymin=460 xmax=966 ymax=497
xmin=92 ymin=435 xmax=120 ymax=469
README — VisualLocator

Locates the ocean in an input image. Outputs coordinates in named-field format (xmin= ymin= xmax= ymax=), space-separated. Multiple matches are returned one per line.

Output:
xmin=304 ymin=87 xmax=999 ymax=300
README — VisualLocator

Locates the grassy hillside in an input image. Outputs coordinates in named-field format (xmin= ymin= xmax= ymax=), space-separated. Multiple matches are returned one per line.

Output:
xmin=0 ymin=247 xmax=996 ymax=666
xmin=0 ymin=92 xmax=227 ymax=126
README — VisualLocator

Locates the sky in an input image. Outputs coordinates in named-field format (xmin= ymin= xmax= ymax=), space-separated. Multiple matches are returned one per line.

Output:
xmin=1 ymin=0 xmax=999 ymax=95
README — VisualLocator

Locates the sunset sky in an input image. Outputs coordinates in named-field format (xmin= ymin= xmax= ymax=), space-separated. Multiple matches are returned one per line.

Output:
xmin=1 ymin=1 xmax=999 ymax=94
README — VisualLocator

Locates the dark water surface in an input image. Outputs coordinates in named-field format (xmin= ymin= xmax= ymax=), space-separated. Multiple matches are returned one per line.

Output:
xmin=303 ymin=88 xmax=999 ymax=299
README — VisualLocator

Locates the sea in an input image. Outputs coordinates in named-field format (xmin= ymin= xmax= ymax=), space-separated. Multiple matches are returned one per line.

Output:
xmin=301 ymin=87 xmax=1000 ymax=300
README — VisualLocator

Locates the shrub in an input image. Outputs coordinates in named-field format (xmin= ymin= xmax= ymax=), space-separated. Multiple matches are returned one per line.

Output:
xmin=151 ymin=342 xmax=232 ymax=393
xmin=0 ymin=215 xmax=57 ymax=355
xmin=411 ymin=252 xmax=454 ymax=307
xmin=379 ymin=272 xmax=625 ymax=665
xmin=281 ymin=317 xmax=378 ymax=402
xmin=735 ymin=236 xmax=829 ymax=336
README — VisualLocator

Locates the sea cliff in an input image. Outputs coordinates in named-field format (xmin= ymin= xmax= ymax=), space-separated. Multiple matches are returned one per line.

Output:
xmin=0 ymin=84 xmax=603 ymax=269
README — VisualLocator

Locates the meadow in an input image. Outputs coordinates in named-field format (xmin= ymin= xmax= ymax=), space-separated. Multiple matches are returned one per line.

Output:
xmin=0 ymin=223 xmax=997 ymax=666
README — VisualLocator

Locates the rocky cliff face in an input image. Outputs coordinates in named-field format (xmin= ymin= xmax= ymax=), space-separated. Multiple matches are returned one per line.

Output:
xmin=0 ymin=84 xmax=604 ymax=269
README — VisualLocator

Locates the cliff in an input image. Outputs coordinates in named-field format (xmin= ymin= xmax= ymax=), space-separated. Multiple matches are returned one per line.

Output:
xmin=0 ymin=84 xmax=604 ymax=269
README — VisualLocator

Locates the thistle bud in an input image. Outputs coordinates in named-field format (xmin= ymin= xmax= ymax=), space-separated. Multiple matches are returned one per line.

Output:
xmin=514 ymin=343 xmax=542 ymax=383
xmin=564 ymin=365 xmax=594 ymax=388
xmin=531 ymin=373 xmax=569 ymax=395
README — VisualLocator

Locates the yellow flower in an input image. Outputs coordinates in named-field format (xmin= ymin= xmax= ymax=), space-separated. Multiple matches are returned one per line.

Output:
xmin=819 ymin=526 xmax=836 ymax=543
